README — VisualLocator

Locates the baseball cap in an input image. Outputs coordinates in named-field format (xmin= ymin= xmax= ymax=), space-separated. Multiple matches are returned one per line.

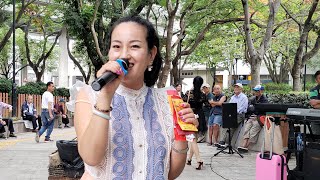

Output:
xmin=234 ymin=83 xmax=243 ymax=88
xmin=59 ymin=98 xmax=65 ymax=102
xmin=253 ymin=85 xmax=264 ymax=91
xmin=202 ymin=83 xmax=210 ymax=88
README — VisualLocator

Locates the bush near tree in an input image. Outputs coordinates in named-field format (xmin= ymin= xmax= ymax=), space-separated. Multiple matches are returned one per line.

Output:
xmin=0 ymin=78 xmax=70 ymax=97
xmin=223 ymin=82 xmax=314 ymax=108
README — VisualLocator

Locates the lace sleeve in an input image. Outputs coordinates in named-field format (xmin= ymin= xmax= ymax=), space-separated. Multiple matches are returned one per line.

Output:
xmin=66 ymin=81 xmax=97 ymax=112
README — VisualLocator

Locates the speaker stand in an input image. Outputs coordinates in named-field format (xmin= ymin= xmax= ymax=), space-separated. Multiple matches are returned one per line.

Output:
xmin=214 ymin=128 xmax=243 ymax=158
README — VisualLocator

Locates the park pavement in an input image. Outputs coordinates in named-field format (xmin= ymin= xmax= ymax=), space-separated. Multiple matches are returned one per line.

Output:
xmin=0 ymin=128 xmax=296 ymax=180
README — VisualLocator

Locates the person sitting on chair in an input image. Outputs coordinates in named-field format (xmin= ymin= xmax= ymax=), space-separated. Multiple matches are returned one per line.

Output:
xmin=238 ymin=85 xmax=268 ymax=153
xmin=217 ymin=83 xmax=248 ymax=149
xmin=54 ymin=98 xmax=70 ymax=128
xmin=0 ymin=101 xmax=17 ymax=137
xmin=22 ymin=95 xmax=41 ymax=132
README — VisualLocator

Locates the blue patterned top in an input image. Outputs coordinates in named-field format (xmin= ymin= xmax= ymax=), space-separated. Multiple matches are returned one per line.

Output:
xmin=84 ymin=84 xmax=174 ymax=180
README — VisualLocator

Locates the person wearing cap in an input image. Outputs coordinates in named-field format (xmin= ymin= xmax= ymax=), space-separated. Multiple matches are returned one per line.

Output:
xmin=238 ymin=84 xmax=268 ymax=153
xmin=54 ymin=98 xmax=70 ymax=128
xmin=218 ymin=83 xmax=248 ymax=149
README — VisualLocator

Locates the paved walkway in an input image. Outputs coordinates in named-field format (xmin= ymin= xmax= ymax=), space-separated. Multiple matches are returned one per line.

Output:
xmin=0 ymin=128 xmax=296 ymax=180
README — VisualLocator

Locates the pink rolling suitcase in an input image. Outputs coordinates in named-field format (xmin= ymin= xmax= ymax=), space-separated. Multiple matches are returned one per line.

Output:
xmin=256 ymin=117 xmax=287 ymax=180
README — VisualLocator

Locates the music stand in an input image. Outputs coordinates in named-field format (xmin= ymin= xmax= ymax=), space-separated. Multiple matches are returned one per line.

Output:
xmin=214 ymin=103 xmax=243 ymax=158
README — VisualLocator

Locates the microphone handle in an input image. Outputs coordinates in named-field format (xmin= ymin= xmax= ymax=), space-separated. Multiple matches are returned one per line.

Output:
xmin=91 ymin=72 xmax=117 ymax=91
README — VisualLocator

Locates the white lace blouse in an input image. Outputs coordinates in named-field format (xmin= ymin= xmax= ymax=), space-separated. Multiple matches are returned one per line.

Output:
xmin=84 ymin=84 xmax=174 ymax=180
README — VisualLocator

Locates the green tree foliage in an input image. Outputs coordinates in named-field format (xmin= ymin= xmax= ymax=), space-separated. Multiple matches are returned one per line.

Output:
xmin=0 ymin=78 xmax=12 ymax=93
xmin=56 ymin=0 xmax=151 ymax=73
xmin=19 ymin=2 xmax=63 ymax=82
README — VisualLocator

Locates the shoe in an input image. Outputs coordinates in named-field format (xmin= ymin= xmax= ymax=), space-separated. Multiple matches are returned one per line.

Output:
xmin=58 ymin=125 xmax=62 ymax=129
xmin=197 ymin=136 xmax=206 ymax=143
xmin=213 ymin=143 xmax=219 ymax=147
xmin=238 ymin=147 xmax=248 ymax=153
xmin=9 ymin=133 xmax=17 ymax=137
xmin=186 ymin=159 xmax=191 ymax=165
xmin=35 ymin=132 xmax=40 ymax=143
xmin=218 ymin=141 xmax=225 ymax=145
xmin=207 ymin=143 xmax=213 ymax=146
xmin=217 ymin=146 xmax=225 ymax=150
xmin=64 ymin=125 xmax=70 ymax=128
xmin=196 ymin=162 xmax=203 ymax=170
xmin=44 ymin=138 xmax=54 ymax=142
xmin=32 ymin=129 xmax=38 ymax=133
xmin=0 ymin=134 xmax=5 ymax=138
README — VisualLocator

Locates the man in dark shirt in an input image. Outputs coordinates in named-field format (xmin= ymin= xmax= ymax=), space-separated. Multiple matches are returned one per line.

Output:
xmin=310 ymin=70 xmax=320 ymax=109
xmin=54 ymin=98 xmax=70 ymax=128
xmin=309 ymin=70 xmax=320 ymax=135
xmin=21 ymin=95 xmax=42 ymax=132
xmin=238 ymin=85 xmax=268 ymax=153
xmin=208 ymin=85 xmax=226 ymax=146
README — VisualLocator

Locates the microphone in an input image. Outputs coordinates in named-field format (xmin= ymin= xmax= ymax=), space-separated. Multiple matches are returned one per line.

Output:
xmin=91 ymin=59 xmax=129 ymax=91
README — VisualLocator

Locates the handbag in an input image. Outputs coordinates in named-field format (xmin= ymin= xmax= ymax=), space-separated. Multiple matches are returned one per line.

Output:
xmin=56 ymin=139 xmax=84 ymax=178
xmin=263 ymin=116 xmax=284 ymax=155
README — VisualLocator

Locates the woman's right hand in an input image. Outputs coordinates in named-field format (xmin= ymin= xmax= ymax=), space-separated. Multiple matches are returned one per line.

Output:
xmin=95 ymin=60 xmax=125 ymax=106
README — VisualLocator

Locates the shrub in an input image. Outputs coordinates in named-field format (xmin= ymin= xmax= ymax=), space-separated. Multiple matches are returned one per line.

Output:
xmin=54 ymin=87 xmax=70 ymax=97
xmin=16 ymin=82 xmax=46 ymax=95
xmin=305 ymin=82 xmax=317 ymax=91
xmin=222 ymin=87 xmax=310 ymax=107
xmin=12 ymin=81 xmax=70 ymax=97
xmin=0 ymin=78 xmax=12 ymax=93
xmin=264 ymin=83 xmax=292 ymax=92
xmin=267 ymin=92 xmax=310 ymax=108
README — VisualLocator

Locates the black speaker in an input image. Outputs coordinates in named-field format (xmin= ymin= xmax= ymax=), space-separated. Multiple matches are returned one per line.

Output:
xmin=303 ymin=142 xmax=320 ymax=180
xmin=222 ymin=103 xmax=238 ymax=128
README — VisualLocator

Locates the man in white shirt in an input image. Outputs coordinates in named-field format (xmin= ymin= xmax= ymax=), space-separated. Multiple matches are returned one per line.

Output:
xmin=218 ymin=83 xmax=248 ymax=149
xmin=35 ymin=82 xmax=55 ymax=142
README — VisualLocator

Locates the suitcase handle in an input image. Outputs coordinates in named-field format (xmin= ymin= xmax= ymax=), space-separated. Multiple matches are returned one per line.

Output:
xmin=261 ymin=116 xmax=276 ymax=159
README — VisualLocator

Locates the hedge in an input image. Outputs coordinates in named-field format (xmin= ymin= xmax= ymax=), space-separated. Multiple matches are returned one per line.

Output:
xmin=0 ymin=78 xmax=70 ymax=97
xmin=223 ymin=84 xmax=312 ymax=108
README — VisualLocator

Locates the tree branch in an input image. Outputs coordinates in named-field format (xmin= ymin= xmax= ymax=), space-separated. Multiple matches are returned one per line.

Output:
xmin=258 ymin=0 xmax=280 ymax=55
xmin=302 ymin=34 xmax=320 ymax=66
xmin=90 ymin=0 xmax=104 ymax=60
xmin=42 ymin=30 xmax=62 ymax=60
xmin=280 ymin=3 xmax=301 ymax=26
xmin=181 ymin=17 xmax=248 ymax=56
xmin=242 ymin=0 xmax=257 ymax=61
xmin=66 ymin=32 xmax=89 ymax=83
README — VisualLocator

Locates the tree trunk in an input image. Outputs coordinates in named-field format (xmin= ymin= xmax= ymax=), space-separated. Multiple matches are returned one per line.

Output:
xmin=172 ymin=60 xmax=179 ymax=85
xmin=157 ymin=0 xmax=179 ymax=88
xmin=35 ymin=72 xmax=42 ymax=82
xmin=250 ymin=57 xmax=262 ymax=86
xmin=158 ymin=63 xmax=171 ymax=87
xmin=292 ymin=62 xmax=302 ymax=91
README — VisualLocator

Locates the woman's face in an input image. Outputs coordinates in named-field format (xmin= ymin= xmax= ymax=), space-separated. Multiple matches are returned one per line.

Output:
xmin=108 ymin=22 xmax=157 ymax=87
xmin=175 ymin=84 xmax=181 ymax=91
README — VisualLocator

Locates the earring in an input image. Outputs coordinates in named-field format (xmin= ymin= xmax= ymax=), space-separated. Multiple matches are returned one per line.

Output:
xmin=148 ymin=65 xmax=153 ymax=71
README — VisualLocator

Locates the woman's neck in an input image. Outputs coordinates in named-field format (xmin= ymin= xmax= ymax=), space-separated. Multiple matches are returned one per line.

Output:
xmin=122 ymin=80 xmax=144 ymax=90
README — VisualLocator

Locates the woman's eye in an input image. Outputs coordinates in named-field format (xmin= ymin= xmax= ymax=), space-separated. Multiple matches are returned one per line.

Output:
xmin=131 ymin=45 xmax=140 ymax=48
xmin=112 ymin=45 xmax=120 ymax=48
